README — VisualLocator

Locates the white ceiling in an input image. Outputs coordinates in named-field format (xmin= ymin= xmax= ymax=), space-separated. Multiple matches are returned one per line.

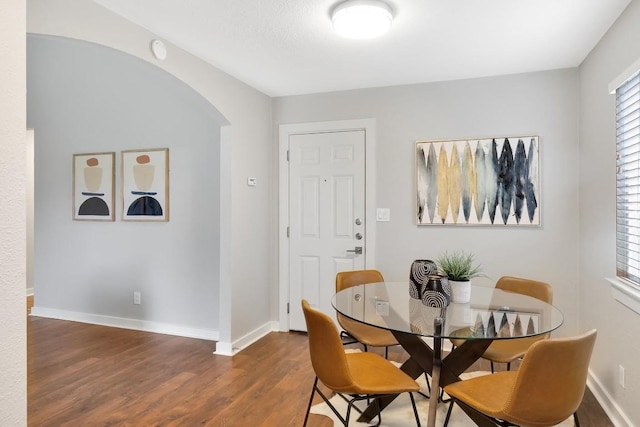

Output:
xmin=92 ymin=0 xmax=631 ymax=97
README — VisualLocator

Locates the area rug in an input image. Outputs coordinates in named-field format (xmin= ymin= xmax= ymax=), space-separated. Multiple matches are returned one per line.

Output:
xmin=309 ymin=368 xmax=575 ymax=426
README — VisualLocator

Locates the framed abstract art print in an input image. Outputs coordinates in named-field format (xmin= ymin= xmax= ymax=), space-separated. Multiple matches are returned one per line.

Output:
xmin=121 ymin=148 xmax=170 ymax=222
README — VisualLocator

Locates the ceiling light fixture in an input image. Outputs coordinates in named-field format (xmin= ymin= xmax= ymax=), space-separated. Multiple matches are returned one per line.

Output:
xmin=331 ymin=0 xmax=393 ymax=40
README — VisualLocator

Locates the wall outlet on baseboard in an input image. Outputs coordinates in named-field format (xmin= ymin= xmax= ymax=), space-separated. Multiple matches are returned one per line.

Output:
xmin=133 ymin=291 xmax=141 ymax=305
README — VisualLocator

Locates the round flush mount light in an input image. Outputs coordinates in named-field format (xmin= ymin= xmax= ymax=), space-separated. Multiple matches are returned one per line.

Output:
xmin=331 ymin=0 xmax=393 ymax=40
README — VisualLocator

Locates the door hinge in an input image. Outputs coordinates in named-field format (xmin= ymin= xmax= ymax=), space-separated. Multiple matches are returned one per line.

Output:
xmin=286 ymin=149 xmax=290 ymax=162
xmin=287 ymin=302 xmax=290 ymax=314
xmin=287 ymin=226 xmax=290 ymax=238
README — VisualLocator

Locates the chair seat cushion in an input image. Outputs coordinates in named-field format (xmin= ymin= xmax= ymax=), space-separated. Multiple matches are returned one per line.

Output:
xmin=339 ymin=316 xmax=398 ymax=347
xmin=444 ymin=371 xmax=517 ymax=419
xmin=339 ymin=352 xmax=420 ymax=395
xmin=450 ymin=335 xmax=547 ymax=364
xmin=481 ymin=336 xmax=545 ymax=363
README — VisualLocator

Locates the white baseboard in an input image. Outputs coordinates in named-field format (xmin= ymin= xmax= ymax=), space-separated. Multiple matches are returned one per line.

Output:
xmin=214 ymin=321 xmax=280 ymax=356
xmin=587 ymin=370 xmax=634 ymax=427
xmin=29 ymin=306 xmax=219 ymax=342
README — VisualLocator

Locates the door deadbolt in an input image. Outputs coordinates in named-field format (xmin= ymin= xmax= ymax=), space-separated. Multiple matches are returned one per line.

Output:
xmin=355 ymin=218 xmax=362 ymax=225
xmin=355 ymin=232 xmax=363 ymax=240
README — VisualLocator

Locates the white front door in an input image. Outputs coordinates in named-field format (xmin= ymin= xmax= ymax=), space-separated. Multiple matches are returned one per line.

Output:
xmin=288 ymin=130 xmax=366 ymax=331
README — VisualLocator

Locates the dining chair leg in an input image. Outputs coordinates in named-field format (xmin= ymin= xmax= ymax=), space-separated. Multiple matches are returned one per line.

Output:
xmin=385 ymin=346 xmax=389 ymax=359
xmin=420 ymin=372 xmax=432 ymax=398
xmin=339 ymin=330 xmax=358 ymax=346
xmin=573 ymin=411 xmax=581 ymax=427
xmin=409 ymin=392 xmax=422 ymax=427
xmin=303 ymin=377 xmax=319 ymax=427
xmin=490 ymin=361 xmax=495 ymax=373
xmin=443 ymin=400 xmax=455 ymax=427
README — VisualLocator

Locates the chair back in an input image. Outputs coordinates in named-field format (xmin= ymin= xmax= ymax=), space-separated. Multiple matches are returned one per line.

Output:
xmin=335 ymin=270 xmax=385 ymax=331
xmin=504 ymin=329 xmax=597 ymax=425
xmin=301 ymin=300 xmax=354 ymax=393
xmin=496 ymin=276 xmax=553 ymax=304
xmin=336 ymin=269 xmax=384 ymax=292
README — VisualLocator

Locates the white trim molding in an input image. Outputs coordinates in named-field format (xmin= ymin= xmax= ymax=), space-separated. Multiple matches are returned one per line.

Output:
xmin=608 ymin=56 xmax=640 ymax=94
xmin=214 ymin=321 xmax=279 ymax=356
xmin=588 ymin=370 xmax=634 ymax=427
xmin=30 ymin=306 xmax=219 ymax=342
xmin=607 ymin=277 xmax=640 ymax=315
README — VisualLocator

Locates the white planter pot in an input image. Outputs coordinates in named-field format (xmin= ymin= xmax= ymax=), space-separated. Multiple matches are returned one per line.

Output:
xmin=449 ymin=280 xmax=471 ymax=303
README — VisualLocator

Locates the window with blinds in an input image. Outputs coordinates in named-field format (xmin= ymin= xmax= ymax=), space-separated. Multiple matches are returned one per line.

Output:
xmin=616 ymin=70 xmax=640 ymax=286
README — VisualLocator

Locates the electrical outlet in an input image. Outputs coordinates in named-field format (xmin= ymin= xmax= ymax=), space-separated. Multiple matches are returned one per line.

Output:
xmin=133 ymin=291 xmax=141 ymax=305
xmin=619 ymin=365 xmax=625 ymax=389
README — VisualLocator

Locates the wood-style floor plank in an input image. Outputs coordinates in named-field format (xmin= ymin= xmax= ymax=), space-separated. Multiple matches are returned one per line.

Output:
xmin=27 ymin=298 xmax=612 ymax=426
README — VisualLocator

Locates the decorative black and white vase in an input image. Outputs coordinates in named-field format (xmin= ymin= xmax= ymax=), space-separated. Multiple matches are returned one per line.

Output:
xmin=422 ymin=275 xmax=451 ymax=308
xmin=409 ymin=259 xmax=437 ymax=299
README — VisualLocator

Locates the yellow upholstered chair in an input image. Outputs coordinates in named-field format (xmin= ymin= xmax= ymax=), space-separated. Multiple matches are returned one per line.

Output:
xmin=443 ymin=329 xmax=597 ymax=427
xmin=301 ymin=300 xmax=421 ymax=427
xmin=451 ymin=276 xmax=554 ymax=372
xmin=335 ymin=270 xmax=398 ymax=358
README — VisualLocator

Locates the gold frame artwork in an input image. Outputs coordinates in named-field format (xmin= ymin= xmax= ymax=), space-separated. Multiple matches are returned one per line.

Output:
xmin=121 ymin=148 xmax=170 ymax=222
xmin=72 ymin=152 xmax=115 ymax=221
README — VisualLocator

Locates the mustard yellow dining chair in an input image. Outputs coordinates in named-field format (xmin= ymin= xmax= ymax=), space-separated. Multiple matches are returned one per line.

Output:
xmin=301 ymin=300 xmax=422 ymax=427
xmin=443 ymin=329 xmax=597 ymax=427
xmin=451 ymin=276 xmax=554 ymax=372
xmin=335 ymin=269 xmax=398 ymax=358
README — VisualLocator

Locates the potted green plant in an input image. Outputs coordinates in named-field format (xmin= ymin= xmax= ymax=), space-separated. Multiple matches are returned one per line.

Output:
xmin=436 ymin=250 xmax=484 ymax=303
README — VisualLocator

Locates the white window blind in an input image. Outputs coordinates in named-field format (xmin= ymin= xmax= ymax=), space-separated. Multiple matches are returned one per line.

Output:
xmin=616 ymin=70 xmax=640 ymax=285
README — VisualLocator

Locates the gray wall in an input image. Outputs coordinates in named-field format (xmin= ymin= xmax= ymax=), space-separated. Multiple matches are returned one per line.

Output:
xmin=28 ymin=34 xmax=223 ymax=334
xmin=579 ymin=0 xmax=640 ymax=425
xmin=28 ymin=0 xmax=274 ymax=354
xmin=274 ymin=68 xmax=581 ymax=337
xmin=23 ymin=0 xmax=640 ymax=423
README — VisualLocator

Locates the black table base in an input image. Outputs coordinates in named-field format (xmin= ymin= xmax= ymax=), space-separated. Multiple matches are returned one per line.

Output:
xmin=358 ymin=330 xmax=494 ymax=427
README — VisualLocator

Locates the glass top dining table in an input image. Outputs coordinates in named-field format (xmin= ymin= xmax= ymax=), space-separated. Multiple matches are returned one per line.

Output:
xmin=332 ymin=281 xmax=564 ymax=341
xmin=332 ymin=281 xmax=564 ymax=427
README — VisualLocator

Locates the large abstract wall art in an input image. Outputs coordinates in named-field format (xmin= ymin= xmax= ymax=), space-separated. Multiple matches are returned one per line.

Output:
xmin=72 ymin=152 xmax=115 ymax=221
xmin=122 ymin=148 xmax=170 ymax=222
xmin=416 ymin=137 xmax=540 ymax=226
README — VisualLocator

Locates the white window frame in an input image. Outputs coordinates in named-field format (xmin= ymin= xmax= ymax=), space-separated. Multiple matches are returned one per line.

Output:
xmin=609 ymin=59 xmax=640 ymax=315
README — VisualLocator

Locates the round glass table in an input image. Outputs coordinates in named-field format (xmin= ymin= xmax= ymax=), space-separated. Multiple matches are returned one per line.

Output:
xmin=332 ymin=281 xmax=564 ymax=427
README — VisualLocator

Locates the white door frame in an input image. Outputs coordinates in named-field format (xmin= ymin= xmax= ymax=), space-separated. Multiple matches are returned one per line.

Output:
xmin=278 ymin=119 xmax=377 ymax=331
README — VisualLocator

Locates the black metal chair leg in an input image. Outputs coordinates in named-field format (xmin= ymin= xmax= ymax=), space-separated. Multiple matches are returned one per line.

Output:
xmin=303 ymin=377 xmax=318 ymax=427
xmin=409 ymin=392 xmax=422 ymax=427
xmin=443 ymin=400 xmax=455 ymax=427
xmin=418 ymin=372 xmax=432 ymax=399
xmin=340 ymin=331 xmax=358 ymax=346
xmin=573 ymin=411 xmax=580 ymax=427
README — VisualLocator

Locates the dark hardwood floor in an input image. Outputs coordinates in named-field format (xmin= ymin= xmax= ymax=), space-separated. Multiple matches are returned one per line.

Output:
xmin=27 ymin=297 xmax=612 ymax=426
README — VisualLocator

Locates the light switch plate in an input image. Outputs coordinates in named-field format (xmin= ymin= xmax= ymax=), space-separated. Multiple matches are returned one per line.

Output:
xmin=375 ymin=300 xmax=390 ymax=316
xmin=376 ymin=208 xmax=390 ymax=221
